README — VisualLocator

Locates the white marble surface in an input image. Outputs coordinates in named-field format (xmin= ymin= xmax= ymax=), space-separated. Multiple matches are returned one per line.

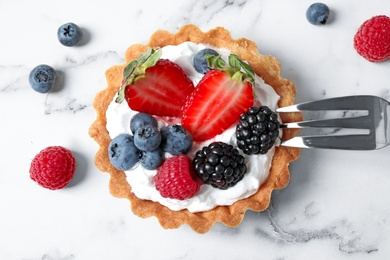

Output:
xmin=1 ymin=0 xmax=390 ymax=259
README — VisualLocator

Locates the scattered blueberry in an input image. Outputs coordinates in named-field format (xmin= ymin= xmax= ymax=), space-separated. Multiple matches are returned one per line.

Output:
xmin=29 ymin=64 xmax=57 ymax=93
xmin=57 ymin=22 xmax=83 ymax=47
xmin=139 ymin=148 xmax=165 ymax=170
xmin=134 ymin=125 xmax=161 ymax=152
xmin=306 ymin=3 xmax=330 ymax=25
xmin=160 ymin=125 xmax=193 ymax=155
xmin=108 ymin=134 xmax=140 ymax=171
xmin=130 ymin=113 xmax=158 ymax=134
xmin=193 ymin=48 xmax=219 ymax=74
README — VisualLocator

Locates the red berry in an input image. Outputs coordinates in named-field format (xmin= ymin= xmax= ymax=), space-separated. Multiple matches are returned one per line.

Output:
xmin=353 ymin=15 xmax=390 ymax=62
xmin=181 ymin=69 xmax=254 ymax=141
xmin=154 ymin=155 xmax=200 ymax=200
xmin=125 ymin=59 xmax=194 ymax=117
xmin=30 ymin=146 xmax=76 ymax=190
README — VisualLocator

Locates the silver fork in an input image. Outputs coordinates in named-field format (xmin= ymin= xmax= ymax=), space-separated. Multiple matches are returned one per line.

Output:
xmin=276 ymin=95 xmax=390 ymax=150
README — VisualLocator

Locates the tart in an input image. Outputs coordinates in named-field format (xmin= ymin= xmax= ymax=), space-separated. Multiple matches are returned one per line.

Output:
xmin=89 ymin=24 xmax=301 ymax=233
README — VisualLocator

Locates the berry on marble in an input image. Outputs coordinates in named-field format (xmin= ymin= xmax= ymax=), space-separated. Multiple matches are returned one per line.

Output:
xmin=29 ymin=146 xmax=76 ymax=190
xmin=160 ymin=125 xmax=193 ymax=155
xmin=353 ymin=15 xmax=390 ymax=62
xmin=134 ymin=125 xmax=161 ymax=152
xmin=108 ymin=134 xmax=140 ymax=170
xmin=193 ymin=48 xmax=219 ymax=74
xmin=306 ymin=3 xmax=330 ymax=25
xmin=57 ymin=22 xmax=83 ymax=47
xmin=29 ymin=64 xmax=57 ymax=93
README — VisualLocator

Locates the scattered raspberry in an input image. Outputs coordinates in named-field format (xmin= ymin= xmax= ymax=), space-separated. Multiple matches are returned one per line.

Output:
xmin=353 ymin=15 xmax=390 ymax=62
xmin=154 ymin=155 xmax=200 ymax=200
xmin=30 ymin=146 xmax=76 ymax=190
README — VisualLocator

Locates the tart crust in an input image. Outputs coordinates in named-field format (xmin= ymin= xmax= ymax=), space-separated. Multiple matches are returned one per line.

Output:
xmin=89 ymin=24 xmax=302 ymax=233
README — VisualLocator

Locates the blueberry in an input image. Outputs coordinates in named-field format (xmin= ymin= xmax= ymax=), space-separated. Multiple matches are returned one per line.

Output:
xmin=306 ymin=3 xmax=330 ymax=25
xmin=160 ymin=125 xmax=193 ymax=155
xmin=29 ymin=64 xmax=57 ymax=93
xmin=108 ymin=134 xmax=140 ymax=171
xmin=134 ymin=125 xmax=161 ymax=151
xmin=193 ymin=48 xmax=219 ymax=74
xmin=57 ymin=22 xmax=83 ymax=47
xmin=139 ymin=148 xmax=165 ymax=170
xmin=130 ymin=113 xmax=158 ymax=134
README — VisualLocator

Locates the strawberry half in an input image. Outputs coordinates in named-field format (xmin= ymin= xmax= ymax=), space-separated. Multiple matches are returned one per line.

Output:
xmin=116 ymin=48 xmax=194 ymax=117
xmin=181 ymin=54 xmax=255 ymax=142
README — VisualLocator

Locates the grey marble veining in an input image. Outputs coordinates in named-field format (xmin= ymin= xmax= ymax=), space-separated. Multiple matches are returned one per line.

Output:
xmin=256 ymin=205 xmax=379 ymax=254
xmin=1 ymin=0 xmax=390 ymax=259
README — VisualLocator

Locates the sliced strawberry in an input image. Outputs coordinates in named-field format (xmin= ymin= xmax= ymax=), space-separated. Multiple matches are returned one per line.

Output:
xmin=125 ymin=59 xmax=194 ymax=117
xmin=116 ymin=48 xmax=194 ymax=117
xmin=182 ymin=57 xmax=255 ymax=142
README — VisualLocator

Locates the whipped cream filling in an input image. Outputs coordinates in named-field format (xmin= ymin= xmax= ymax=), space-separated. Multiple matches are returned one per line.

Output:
xmin=106 ymin=42 xmax=281 ymax=212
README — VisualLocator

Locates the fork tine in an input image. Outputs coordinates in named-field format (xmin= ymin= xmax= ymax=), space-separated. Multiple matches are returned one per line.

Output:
xmin=277 ymin=95 xmax=390 ymax=150
xmin=280 ymin=134 xmax=376 ymax=150
xmin=276 ymin=95 xmax=375 ymax=112
xmin=281 ymin=115 xmax=372 ymax=129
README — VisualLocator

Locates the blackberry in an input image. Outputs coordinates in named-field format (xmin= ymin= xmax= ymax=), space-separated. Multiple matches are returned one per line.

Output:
xmin=236 ymin=106 xmax=280 ymax=155
xmin=193 ymin=142 xmax=246 ymax=190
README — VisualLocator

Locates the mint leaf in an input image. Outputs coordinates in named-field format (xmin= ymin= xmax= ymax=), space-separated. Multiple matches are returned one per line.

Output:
xmin=239 ymin=59 xmax=255 ymax=83
xmin=115 ymin=80 xmax=126 ymax=103
xmin=143 ymin=48 xmax=162 ymax=68
xmin=228 ymin=54 xmax=241 ymax=71
xmin=122 ymin=60 xmax=137 ymax=81
xmin=137 ymin=48 xmax=153 ymax=65
xmin=206 ymin=54 xmax=226 ymax=69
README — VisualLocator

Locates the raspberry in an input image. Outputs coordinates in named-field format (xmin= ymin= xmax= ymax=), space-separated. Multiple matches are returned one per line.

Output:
xmin=154 ymin=155 xmax=200 ymax=200
xmin=353 ymin=15 xmax=390 ymax=62
xmin=30 ymin=146 xmax=76 ymax=190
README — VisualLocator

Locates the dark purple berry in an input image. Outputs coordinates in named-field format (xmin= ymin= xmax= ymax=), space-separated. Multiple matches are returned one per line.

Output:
xmin=193 ymin=142 xmax=246 ymax=190
xmin=130 ymin=113 xmax=158 ymax=134
xmin=193 ymin=48 xmax=219 ymax=74
xmin=306 ymin=3 xmax=330 ymax=25
xmin=57 ymin=22 xmax=83 ymax=47
xmin=108 ymin=134 xmax=140 ymax=170
xmin=134 ymin=125 xmax=161 ymax=152
xmin=29 ymin=64 xmax=56 ymax=93
xmin=139 ymin=148 xmax=164 ymax=170
xmin=160 ymin=125 xmax=192 ymax=155
xmin=236 ymin=106 xmax=280 ymax=155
